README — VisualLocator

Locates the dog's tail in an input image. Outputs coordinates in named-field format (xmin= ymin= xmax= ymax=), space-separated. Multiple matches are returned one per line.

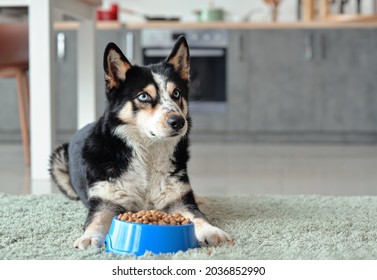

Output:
xmin=49 ymin=143 xmax=79 ymax=200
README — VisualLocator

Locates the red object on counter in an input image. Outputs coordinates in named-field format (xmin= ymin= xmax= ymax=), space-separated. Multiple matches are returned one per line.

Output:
xmin=97 ymin=3 xmax=118 ymax=21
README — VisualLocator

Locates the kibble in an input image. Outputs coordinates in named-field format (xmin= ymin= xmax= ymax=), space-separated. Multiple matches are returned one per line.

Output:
xmin=117 ymin=210 xmax=190 ymax=225
xmin=227 ymin=241 xmax=236 ymax=246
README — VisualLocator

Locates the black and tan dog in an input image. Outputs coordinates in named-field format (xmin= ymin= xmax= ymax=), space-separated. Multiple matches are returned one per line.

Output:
xmin=49 ymin=36 xmax=231 ymax=249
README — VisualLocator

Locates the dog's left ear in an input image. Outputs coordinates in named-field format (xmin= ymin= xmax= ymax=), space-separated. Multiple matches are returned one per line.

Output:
xmin=104 ymin=42 xmax=132 ymax=89
xmin=165 ymin=36 xmax=190 ymax=80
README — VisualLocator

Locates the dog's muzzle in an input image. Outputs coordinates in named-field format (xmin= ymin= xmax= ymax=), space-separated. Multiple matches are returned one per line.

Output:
xmin=167 ymin=115 xmax=185 ymax=132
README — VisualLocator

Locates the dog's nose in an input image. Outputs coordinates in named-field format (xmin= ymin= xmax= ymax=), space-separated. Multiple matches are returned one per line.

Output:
xmin=167 ymin=115 xmax=185 ymax=131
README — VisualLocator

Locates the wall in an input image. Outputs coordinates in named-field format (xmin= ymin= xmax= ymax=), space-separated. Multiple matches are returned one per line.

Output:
xmin=114 ymin=0 xmax=375 ymax=23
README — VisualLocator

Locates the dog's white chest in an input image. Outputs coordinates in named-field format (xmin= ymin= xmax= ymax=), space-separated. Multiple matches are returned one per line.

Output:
xmin=123 ymin=148 xmax=172 ymax=189
xmin=116 ymin=142 xmax=179 ymax=208
xmin=89 ymin=139 xmax=190 ymax=211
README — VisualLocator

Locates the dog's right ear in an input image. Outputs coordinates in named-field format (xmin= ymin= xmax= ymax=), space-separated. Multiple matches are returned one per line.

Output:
xmin=103 ymin=42 xmax=132 ymax=89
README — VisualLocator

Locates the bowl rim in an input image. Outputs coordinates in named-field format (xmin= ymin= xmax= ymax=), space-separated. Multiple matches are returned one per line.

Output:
xmin=113 ymin=216 xmax=195 ymax=227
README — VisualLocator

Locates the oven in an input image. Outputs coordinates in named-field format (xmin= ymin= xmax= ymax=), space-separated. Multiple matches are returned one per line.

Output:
xmin=141 ymin=29 xmax=228 ymax=111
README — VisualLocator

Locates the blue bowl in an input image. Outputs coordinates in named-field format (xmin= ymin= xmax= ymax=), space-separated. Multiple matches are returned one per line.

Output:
xmin=105 ymin=217 xmax=199 ymax=256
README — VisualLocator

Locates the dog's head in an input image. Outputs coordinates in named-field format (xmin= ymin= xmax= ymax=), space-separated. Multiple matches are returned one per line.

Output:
xmin=103 ymin=36 xmax=190 ymax=142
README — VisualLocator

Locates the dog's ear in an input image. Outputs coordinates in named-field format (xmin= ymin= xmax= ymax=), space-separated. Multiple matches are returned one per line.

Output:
xmin=165 ymin=36 xmax=190 ymax=80
xmin=104 ymin=42 xmax=132 ymax=89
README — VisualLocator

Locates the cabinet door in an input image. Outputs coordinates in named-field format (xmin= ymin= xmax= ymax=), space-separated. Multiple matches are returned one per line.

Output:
xmin=0 ymin=78 xmax=21 ymax=141
xmin=55 ymin=30 xmax=77 ymax=138
xmin=246 ymin=29 xmax=319 ymax=132
xmin=95 ymin=29 xmax=123 ymax=115
xmin=122 ymin=29 xmax=142 ymax=65
xmin=317 ymin=29 xmax=377 ymax=132
xmin=227 ymin=30 xmax=250 ymax=132
xmin=55 ymin=29 xmax=123 ymax=139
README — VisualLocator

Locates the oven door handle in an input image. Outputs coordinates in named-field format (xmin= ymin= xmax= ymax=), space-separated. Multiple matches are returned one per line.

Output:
xmin=144 ymin=49 xmax=225 ymax=57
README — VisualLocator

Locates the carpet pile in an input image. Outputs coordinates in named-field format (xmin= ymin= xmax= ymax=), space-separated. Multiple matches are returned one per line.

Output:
xmin=1 ymin=193 xmax=377 ymax=259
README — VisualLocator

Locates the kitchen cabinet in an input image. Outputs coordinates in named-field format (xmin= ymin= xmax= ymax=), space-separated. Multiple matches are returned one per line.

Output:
xmin=123 ymin=29 xmax=142 ymax=65
xmin=1 ymin=27 xmax=377 ymax=144
xmin=246 ymin=29 xmax=319 ymax=132
xmin=55 ymin=30 xmax=77 ymax=140
xmin=0 ymin=30 xmax=82 ymax=143
xmin=316 ymin=29 xmax=377 ymax=132
xmin=54 ymin=28 xmax=124 ymax=141
xmin=227 ymin=30 xmax=250 ymax=132
xmin=94 ymin=29 xmax=124 ymax=115
xmin=227 ymin=28 xmax=377 ymax=142
xmin=0 ymin=78 xmax=20 ymax=141
xmin=56 ymin=28 xmax=140 ymax=130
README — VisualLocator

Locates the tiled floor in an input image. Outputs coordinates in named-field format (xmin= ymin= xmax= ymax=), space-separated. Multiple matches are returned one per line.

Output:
xmin=1 ymin=143 xmax=377 ymax=196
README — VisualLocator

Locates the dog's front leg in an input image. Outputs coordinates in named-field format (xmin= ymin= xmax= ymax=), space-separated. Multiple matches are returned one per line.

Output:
xmin=74 ymin=197 xmax=126 ymax=249
xmin=166 ymin=190 xmax=232 ymax=246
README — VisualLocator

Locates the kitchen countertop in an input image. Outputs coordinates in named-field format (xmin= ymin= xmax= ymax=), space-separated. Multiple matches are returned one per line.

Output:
xmin=124 ymin=20 xmax=377 ymax=29
xmin=54 ymin=20 xmax=122 ymax=30
xmin=54 ymin=20 xmax=377 ymax=30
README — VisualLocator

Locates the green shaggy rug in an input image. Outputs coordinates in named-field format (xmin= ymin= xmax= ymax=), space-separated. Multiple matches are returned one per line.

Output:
xmin=1 ymin=193 xmax=377 ymax=260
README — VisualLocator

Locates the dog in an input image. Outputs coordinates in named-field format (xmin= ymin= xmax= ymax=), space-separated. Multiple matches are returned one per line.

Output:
xmin=49 ymin=36 xmax=231 ymax=249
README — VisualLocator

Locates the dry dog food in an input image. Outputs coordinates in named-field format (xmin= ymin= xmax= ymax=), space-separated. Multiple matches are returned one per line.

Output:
xmin=117 ymin=210 xmax=190 ymax=225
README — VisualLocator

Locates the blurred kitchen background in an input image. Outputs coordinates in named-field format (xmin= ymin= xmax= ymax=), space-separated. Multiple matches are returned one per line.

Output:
xmin=1 ymin=0 xmax=377 ymax=197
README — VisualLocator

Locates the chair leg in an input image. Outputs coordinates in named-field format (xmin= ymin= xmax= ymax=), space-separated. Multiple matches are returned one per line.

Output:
xmin=16 ymin=69 xmax=30 ymax=166
xmin=21 ymin=70 xmax=30 ymax=125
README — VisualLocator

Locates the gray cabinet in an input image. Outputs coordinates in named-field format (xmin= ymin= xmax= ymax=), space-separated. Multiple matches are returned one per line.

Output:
xmin=246 ymin=29 xmax=319 ymax=132
xmin=227 ymin=30 xmax=250 ymax=132
xmin=95 ymin=29 xmax=124 ymax=115
xmin=316 ymin=29 xmax=377 ymax=132
xmin=123 ymin=29 xmax=142 ymax=65
xmin=227 ymin=28 xmax=377 ymax=142
xmin=55 ymin=30 xmax=77 ymax=139
xmin=54 ymin=28 xmax=124 ymax=141
xmin=0 ymin=74 xmax=20 ymax=141
xmin=2 ymin=27 xmax=377 ymax=144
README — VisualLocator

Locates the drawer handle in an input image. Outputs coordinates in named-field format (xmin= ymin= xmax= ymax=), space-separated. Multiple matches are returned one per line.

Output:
xmin=57 ymin=32 xmax=66 ymax=62
xmin=304 ymin=32 xmax=313 ymax=61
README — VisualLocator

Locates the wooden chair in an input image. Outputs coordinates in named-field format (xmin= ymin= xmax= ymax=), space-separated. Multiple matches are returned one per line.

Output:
xmin=0 ymin=24 xmax=30 ymax=165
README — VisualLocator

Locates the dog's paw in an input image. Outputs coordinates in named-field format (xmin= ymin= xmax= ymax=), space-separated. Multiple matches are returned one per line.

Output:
xmin=195 ymin=224 xmax=232 ymax=246
xmin=194 ymin=194 xmax=208 ymax=206
xmin=73 ymin=234 xmax=105 ymax=249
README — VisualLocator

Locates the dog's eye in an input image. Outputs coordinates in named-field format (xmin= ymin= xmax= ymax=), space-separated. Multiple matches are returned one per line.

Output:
xmin=137 ymin=92 xmax=152 ymax=103
xmin=172 ymin=89 xmax=181 ymax=100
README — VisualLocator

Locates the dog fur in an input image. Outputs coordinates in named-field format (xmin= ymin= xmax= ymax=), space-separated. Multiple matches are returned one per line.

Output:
xmin=49 ymin=36 xmax=231 ymax=249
